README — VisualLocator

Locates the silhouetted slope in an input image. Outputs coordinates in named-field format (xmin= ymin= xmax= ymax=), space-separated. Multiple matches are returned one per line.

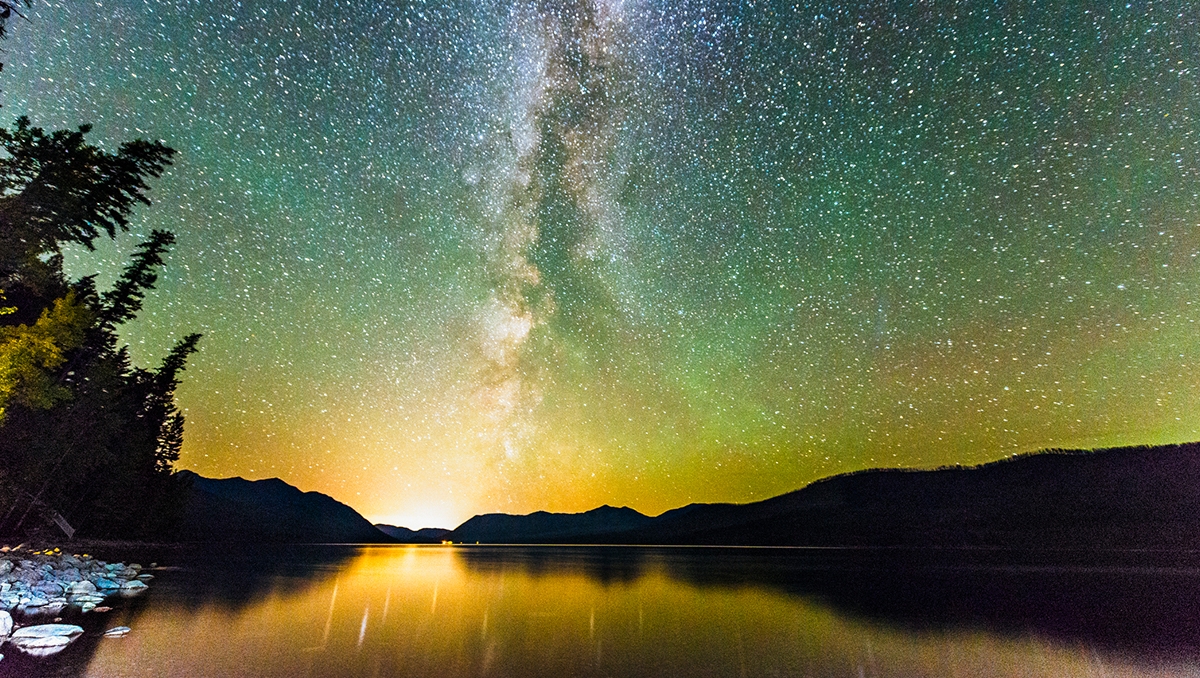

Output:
xmin=447 ymin=443 xmax=1200 ymax=548
xmin=375 ymin=525 xmax=451 ymax=543
xmin=176 ymin=471 xmax=395 ymax=543
xmin=629 ymin=443 xmax=1200 ymax=548
xmin=448 ymin=505 xmax=653 ymax=543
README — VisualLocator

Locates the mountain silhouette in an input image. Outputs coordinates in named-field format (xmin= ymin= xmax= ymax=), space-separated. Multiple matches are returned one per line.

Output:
xmin=446 ymin=443 xmax=1200 ymax=549
xmin=175 ymin=471 xmax=395 ymax=543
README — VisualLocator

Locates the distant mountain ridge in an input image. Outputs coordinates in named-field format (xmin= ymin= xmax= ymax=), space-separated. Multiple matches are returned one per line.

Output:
xmin=444 ymin=443 xmax=1200 ymax=549
xmin=450 ymin=505 xmax=654 ymax=544
xmin=374 ymin=525 xmax=451 ymax=543
xmin=173 ymin=443 xmax=1200 ymax=547
xmin=175 ymin=471 xmax=395 ymax=543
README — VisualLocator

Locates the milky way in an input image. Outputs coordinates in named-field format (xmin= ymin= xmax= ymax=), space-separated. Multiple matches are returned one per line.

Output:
xmin=5 ymin=0 xmax=1199 ymax=527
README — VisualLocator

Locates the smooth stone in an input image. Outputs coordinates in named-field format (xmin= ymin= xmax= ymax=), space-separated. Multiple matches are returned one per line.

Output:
xmin=12 ymin=634 xmax=73 ymax=656
xmin=32 ymin=581 xmax=64 ymax=596
xmin=92 ymin=606 xmax=112 ymax=613
xmin=0 ymin=610 xmax=11 ymax=638
xmin=10 ymin=624 xmax=84 ymax=639
xmin=69 ymin=580 xmax=98 ymax=594
xmin=23 ymin=597 xmax=48 ymax=607
xmin=94 ymin=578 xmax=120 ymax=590
xmin=80 ymin=602 xmax=96 ymax=613
xmin=0 ymin=560 xmax=11 ymax=576
xmin=121 ymin=580 xmax=147 ymax=590
xmin=103 ymin=626 xmax=131 ymax=637
xmin=136 ymin=574 xmax=154 ymax=581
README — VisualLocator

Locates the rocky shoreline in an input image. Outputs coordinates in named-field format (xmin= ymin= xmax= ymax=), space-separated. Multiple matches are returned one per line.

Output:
xmin=0 ymin=544 xmax=151 ymax=660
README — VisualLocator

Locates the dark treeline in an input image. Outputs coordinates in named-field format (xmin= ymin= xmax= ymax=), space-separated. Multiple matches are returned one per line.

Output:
xmin=0 ymin=3 xmax=200 ymax=539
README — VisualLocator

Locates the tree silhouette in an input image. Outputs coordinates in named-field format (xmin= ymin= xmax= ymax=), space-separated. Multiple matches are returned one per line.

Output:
xmin=0 ymin=81 xmax=199 ymax=539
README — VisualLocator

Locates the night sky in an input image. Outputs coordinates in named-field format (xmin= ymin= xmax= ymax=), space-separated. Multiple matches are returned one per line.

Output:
xmin=5 ymin=0 xmax=1199 ymax=528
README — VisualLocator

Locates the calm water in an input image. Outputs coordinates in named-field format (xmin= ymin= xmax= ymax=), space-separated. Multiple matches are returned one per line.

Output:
xmin=5 ymin=545 xmax=1200 ymax=677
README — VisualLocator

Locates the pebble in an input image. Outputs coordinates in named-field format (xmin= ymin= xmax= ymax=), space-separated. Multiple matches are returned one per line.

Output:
xmin=103 ymin=626 xmax=131 ymax=637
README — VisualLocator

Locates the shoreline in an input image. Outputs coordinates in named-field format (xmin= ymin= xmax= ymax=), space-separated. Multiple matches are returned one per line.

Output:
xmin=1 ymin=543 xmax=154 ymax=602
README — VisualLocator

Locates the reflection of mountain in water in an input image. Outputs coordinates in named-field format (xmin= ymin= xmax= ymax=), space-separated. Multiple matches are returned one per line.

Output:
xmin=455 ymin=545 xmax=1200 ymax=657
xmin=160 ymin=544 xmax=358 ymax=610
xmin=11 ymin=544 xmax=1200 ymax=677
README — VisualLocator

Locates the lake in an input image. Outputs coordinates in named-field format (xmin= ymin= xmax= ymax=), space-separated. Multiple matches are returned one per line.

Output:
xmin=4 ymin=544 xmax=1200 ymax=677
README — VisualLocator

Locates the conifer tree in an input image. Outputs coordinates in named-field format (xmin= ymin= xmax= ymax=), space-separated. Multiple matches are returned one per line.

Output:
xmin=0 ymin=27 xmax=199 ymax=537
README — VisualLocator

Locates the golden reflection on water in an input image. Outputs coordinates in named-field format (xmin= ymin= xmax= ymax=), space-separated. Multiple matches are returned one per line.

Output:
xmin=80 ymin=546 xmax=1195 ymax=678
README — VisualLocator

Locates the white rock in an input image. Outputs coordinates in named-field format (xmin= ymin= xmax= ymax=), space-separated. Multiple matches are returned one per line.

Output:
xmin=80 ymin=602 xmax=96 ymax=613
xmin=103 ymin=626 xmax=131 ymax=637
xmin=10 ymin=623 xmax=84 ymax=639
xmin=13 ymin=634 xmax=72 ymax=648
xmin=11 ymin=634 xmax=73 ymax=656
xmin=0 ymin=610 xmax=11 ymax=638
xmin=68 ymin=580 xmax=97 ymax=594
xmin=121 ymin=579 xmax=148 ymax=590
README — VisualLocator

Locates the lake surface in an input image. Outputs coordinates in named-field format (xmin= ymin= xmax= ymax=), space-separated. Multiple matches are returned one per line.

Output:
xmin=5 ymin=544 xmax=1200 ymax=677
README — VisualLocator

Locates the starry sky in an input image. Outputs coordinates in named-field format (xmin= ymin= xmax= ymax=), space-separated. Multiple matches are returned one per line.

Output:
xmin=4 ymin=0 xmax=1199 ymax=528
